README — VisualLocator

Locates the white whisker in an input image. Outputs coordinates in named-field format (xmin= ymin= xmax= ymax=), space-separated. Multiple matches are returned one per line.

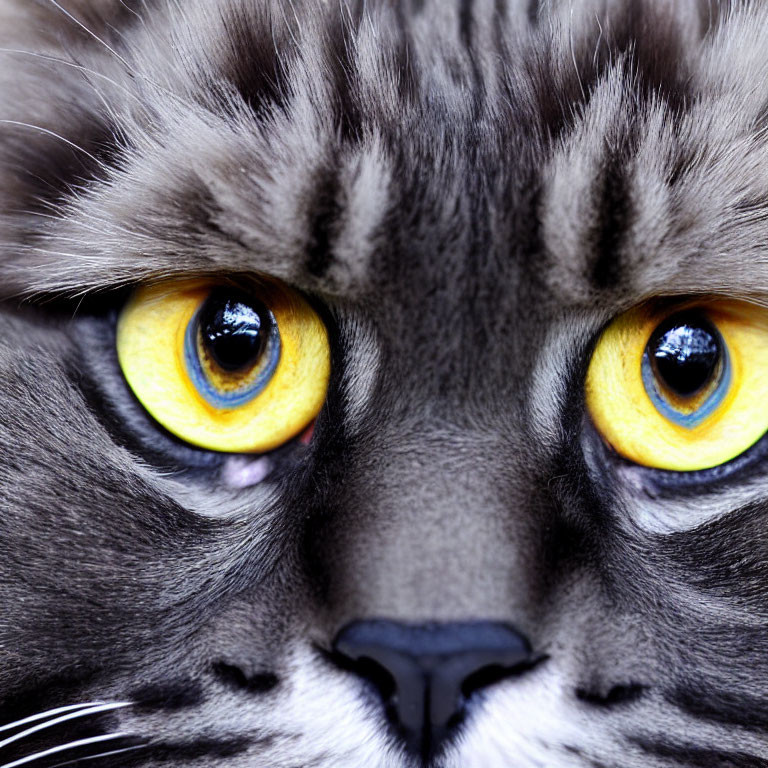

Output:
xmin=0 ymin=733 xmax=131 ymax=768
xmin=115 ymin=0 xmax=145 ymax=26
xmin=0 ymin=122 xmax=101 ymax=166
xmin=0 ymin=703 xmax=131 ymax=751
xmin=44 ymin=1 xmax=131 ymax=71
xmin=0 ymin=705 xmax=106 ymax=735
xmin=0 ymin=49 xmax=145 ymax=108
xmin=48 ymin=744 xmax=147 ymax=768
xmin=43 ymin=0 xmax=201 ymax=114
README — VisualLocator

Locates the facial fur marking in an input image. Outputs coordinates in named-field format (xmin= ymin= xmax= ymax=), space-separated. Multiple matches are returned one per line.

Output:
xmin=128 ymin=682 xmax=204 ymax=713
xmin=132 ymin=737 xmax=253 ymax=764
xmin=212 ymin=662 xmax=280 ymax=695
xmin=46 ymin=743 xmax=147 ymax=768
xmin=575 ymin=683 xmax=646 ymax=708
xmin=589 ymin=153 xmax=631 ymax=291
xmin=668 ymin=683 xmax=768 ymax=732
xmin=630 ymin=738 xmax=768 ymax=768
xmin=306 ymin=166 xmax=343 ymax=280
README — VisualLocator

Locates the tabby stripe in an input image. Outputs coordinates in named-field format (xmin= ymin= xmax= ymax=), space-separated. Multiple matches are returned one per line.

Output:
xmin=590 ymin=154 xmax=631 ymax=291
xmin=305 ymin=166 xmax=342 ymax=280
xmin=669 ymin=684 xmax=768 ymax=731
xmin=631 ymin=737 xmax=768 ymax=768
xmin=458 ymin=0 xmax=475 ymax=53
xmin=324 ymin=8 xmax=364 ymax=144
xmin=220 ymin=6 xmax=290 ymax=119
xmin=134 ymin=737 xmax=254 ymax=763
xmin=0 ymin=733 xmax=135 ymax=768
xmin=129 ymin=680 xmax=204 ymax=713
xmin=458 ymin=0 xmax=486 ymax=114
xmin=526 ymin=0 xmax=540 ymax=25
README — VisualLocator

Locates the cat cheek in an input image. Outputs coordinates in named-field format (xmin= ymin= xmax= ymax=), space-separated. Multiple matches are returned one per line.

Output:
xmin=221 ymin=456 xmax=273 ymax=489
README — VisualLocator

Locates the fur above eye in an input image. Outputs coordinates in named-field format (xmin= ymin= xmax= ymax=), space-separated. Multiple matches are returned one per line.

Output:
xmin=116 ymin=279 xmax=329 ymax=453
xmin=585 ymin=300 xmax=768 ymax=472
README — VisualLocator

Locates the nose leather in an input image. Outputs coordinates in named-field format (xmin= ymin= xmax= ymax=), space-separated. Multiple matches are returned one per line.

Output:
xmin=332 ymin=620 xmax=538 ymax=760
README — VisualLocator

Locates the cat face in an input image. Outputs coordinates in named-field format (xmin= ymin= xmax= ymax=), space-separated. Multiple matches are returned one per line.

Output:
xmin=2 ymin=1 xmax=768 ymax=766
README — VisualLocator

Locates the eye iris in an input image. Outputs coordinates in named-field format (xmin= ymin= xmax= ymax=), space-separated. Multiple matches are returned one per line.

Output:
xmin=184 ymin=287 xmax=282 ymax=409
xmin=641 ymin=310 xmax=731 ymax=429
xmin=650 ymin=315 xmax=721 ymax=397
xmin=199 ymin=292 xmax=268 ymax=372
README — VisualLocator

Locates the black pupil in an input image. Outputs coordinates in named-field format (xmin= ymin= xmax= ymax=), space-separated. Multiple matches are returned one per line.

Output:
xmin=649 ymin=313 xmax=721 ymax=397
xmin=199 ymin=291 xmax=268 ymax=373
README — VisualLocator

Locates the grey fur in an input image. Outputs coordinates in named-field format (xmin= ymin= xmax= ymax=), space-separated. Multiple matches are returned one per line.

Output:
xmin=2 ymin=0 xmax=768 ymax=766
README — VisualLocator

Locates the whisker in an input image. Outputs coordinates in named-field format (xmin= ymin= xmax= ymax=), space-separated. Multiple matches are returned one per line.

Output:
xmin=43 ymin=1 xmax=132 ymax=71
xmin=48 ymin=744 xmax=147 ymax=768
xmin=42 ymin=0 xmax=202 ymax=114
xmin=0 ymin=733 xmax=133 ymax=768
xmin=0 ymin=122 xmax=102 ymax=166
xmin=0 ymin=49 xmax=146 ymax=108
xmin=115 ymin=0 xmax=145 ymax=26
xmin=0 ymin=703 xmax=131 ymax=751
xmin=0 ymin=706 xmax=106 ymax=735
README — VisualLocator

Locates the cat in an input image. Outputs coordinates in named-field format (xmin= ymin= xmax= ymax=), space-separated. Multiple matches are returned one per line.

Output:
xmin=2 ymin=0 xmax=768 ymax=766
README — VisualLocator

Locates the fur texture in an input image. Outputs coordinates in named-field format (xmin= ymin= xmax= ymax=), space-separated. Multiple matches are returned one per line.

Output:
xmin=2 ymin=0 xmax=768 ymax=766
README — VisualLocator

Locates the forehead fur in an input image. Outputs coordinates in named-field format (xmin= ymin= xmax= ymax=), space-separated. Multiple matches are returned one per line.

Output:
xmin=2 ymin=0 xmax=768 ymax=315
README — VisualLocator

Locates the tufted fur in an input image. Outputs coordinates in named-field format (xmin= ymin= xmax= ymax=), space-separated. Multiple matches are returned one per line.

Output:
xmin=3 ymin=0 xmax=768 ymax=766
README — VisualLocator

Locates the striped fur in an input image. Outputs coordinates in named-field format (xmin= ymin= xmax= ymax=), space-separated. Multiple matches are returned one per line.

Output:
xmin=2 ymin=1 xmax=768 ymax=766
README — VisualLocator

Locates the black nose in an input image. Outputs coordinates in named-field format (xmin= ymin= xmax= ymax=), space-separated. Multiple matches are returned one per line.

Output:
xmin=332 ymin=620 xmax=540 ymax=761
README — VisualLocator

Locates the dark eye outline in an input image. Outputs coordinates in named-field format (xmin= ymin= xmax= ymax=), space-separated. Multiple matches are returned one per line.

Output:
xmin=585 ymin=412 xmax=768 ymax=496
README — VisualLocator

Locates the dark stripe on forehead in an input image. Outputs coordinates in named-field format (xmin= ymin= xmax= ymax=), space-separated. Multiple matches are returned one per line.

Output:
xmin=392 ymin=2 xmax=420 ymax=105
xmin=4 ymin=112 xmax=122 ymax=214
xmin=305 ymin=166 xmax=343 ymax=280
xmin=669 ymin=683 xmax=768 ymax=732
xmin=526 ymin=0 xmax=540 ymax=25
xmin=631 ymin=738 xmax=768 ymax=767
xmin=589 ymin=154 xmax=631 ymax=290
xmin=534 ymin=0 xmax=693 ymax=141
xmin=457 ymin=0 xmax=486 ymax=114
xmin=323 ymin=7 xmax=365 ymax=144
xmin=220 ymin=7 xmax=292 ymax=119
xmin=459 ymin=0 xmax=475 ymax=51
xmin=612 ymin=3 xmax=693 ymax=116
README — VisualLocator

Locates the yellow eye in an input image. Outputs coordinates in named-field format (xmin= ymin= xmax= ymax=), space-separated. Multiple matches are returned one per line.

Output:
xmin=585 ymin=300 xmax=768 ymax=472
xmin=116 ymin=279 xmax=330 ymax=453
